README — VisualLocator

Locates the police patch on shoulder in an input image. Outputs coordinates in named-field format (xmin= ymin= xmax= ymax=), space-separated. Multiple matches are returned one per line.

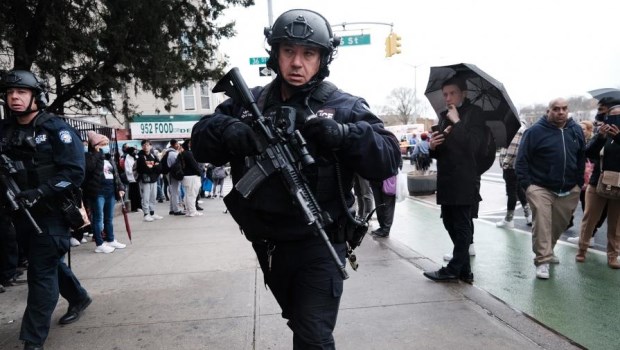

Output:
xmin=59 ymin=130 xmax=72 ymax=143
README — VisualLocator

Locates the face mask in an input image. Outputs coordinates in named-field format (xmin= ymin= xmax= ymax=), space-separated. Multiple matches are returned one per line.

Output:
xmin=99 ymin=146 xmax=110 ymax=154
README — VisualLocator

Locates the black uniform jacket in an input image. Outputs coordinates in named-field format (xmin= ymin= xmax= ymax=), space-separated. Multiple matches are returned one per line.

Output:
xmin=0 ymin=111 xmax=85 ymax=216
xmin=191 ymin=80 xmax=401 ymax=241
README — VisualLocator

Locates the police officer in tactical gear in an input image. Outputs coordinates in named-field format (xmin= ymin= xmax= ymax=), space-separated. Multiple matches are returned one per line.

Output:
xmin=0 ymin=70 xmax=91 ymax=350
xmin=191 ymin=9 xmax=401 ymax=349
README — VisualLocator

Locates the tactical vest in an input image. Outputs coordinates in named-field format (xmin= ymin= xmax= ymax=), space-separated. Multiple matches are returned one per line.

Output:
xmin=3 ymin=112 xmax=59 ymax=191
xmin=256 ymin=81 xmax=339 ymax=203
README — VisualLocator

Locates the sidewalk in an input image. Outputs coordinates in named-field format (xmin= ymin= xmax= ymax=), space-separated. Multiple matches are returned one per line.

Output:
xmin=0 ymin=198 xmax=580 ymax=350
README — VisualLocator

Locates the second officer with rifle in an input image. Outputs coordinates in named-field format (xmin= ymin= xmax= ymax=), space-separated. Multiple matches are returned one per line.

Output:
xmin=191 ymin=9 xmax=400 ymax=349
xmin=0 ymin=70 xmax=91 ymax=350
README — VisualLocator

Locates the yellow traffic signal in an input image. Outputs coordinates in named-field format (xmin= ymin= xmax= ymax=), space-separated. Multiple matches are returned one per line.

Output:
xmin=385 ymin=35 xmax=393 ymax=57
xmin=385 ymin=32 xmax=402 ymax=57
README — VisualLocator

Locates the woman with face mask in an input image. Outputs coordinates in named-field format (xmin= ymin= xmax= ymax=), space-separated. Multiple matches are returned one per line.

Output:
xmin=81 ymin=131 xmax=127 ymax=254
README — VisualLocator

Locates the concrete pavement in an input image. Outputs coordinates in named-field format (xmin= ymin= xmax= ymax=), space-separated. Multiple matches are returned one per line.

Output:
xmin=0 ymin=196 xmax=581 ymax=349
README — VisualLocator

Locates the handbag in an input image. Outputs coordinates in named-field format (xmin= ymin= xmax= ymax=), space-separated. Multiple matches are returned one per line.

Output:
xmin=382 ymin=175 xmax=397 ymax=196
xmin=596 ymin=170 xmax=620 ymax=200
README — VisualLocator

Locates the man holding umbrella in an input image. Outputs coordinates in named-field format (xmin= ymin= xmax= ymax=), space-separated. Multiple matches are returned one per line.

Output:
xmin=423 ymin=76 xmax=485 ymax=283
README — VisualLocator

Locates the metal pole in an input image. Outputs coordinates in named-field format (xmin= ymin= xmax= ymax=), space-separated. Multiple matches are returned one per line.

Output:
xmin=267 ymin=0 xmax=273 ymax=26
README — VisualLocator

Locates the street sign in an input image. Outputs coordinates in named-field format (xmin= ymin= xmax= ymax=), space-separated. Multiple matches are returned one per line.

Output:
xmin=249 ymin=57 xmax=269 ymax=65
xmin=340 ymin=34 xmax=371 ymax=46
xmin=259 ymin=66 xmax=273 ymax=77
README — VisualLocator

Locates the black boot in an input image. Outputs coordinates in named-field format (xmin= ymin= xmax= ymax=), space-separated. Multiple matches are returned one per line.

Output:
xmin=23 ymin=342 xmax=44 ymax=350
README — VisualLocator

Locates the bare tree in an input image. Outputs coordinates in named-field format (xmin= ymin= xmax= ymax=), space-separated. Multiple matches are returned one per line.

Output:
xmin=386 ymin=87 xmax=415 ymax=124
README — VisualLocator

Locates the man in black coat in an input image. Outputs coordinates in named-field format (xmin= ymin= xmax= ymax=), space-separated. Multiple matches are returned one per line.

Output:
xmin=423 ymin=76 xmax=485 ymax=283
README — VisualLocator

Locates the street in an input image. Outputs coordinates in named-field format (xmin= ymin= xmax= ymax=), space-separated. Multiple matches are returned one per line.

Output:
xmin=395 ymin=158 xmax=618 ymax=350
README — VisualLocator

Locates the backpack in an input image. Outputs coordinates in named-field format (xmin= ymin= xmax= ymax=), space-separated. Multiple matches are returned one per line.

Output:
xmin=160 ymin=150 xmax=171 ymax=175
xmin=170 ymin=155 xmax=184 ymax=181
xmin=477 ymin=125 xmax=496 ymax=175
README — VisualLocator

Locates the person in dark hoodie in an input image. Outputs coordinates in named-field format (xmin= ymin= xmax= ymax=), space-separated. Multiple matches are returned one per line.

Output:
xmin=136 ymin=140 xmax=163 ymax=222
xmin=179 ymin=139 xmax=204 ymax=217
xmin=516 ymin=97 xmax=585 ymax=280
xmin=82 ymin=131 xmax=127 ymax=253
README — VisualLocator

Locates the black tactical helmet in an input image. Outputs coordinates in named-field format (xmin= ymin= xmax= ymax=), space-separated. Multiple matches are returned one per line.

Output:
xmin=0 ymin=70 xmax=48 ymax=108
xmin=264 ymin=9 xmax=340 ymax=79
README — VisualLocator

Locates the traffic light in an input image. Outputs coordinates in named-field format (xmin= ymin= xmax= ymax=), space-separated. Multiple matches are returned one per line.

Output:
xmin=385 ymin=32 xmax=402 ymax=57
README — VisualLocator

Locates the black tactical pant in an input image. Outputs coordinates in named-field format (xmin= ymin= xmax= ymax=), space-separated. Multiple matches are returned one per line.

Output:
xmin=253 ymin=236 xmax=346 ymax=350
xmin=15 ymin=213 xmax=88 ymax=346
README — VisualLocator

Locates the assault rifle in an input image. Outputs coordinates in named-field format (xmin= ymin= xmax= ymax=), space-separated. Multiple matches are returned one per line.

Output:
xmin=213 ymin=67 xmax=349 ymax=279
xmin=0 ymin=153 xmax=43 ymax=234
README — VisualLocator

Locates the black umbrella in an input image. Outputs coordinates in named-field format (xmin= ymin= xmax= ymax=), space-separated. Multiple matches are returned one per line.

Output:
xmin=424 ymin=63 xmax=520 ymax=147
xmin=588 ymin=88 xmax=620 ymax=101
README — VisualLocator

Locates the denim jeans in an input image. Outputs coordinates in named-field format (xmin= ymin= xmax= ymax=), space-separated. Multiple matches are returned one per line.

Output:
xmin=89 ymin=187 xmax=116 ymax=246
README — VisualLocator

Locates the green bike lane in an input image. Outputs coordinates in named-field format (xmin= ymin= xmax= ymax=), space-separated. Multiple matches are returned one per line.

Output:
xmin=387 ymin=197 xmax=620 ymax=350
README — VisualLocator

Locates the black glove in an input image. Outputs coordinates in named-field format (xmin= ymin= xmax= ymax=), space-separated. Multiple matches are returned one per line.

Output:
xmin=221 ymin=120 xmax=263 ymax=156
xmin=301 ymin=117 xmax=348 ymax=150
xmin=15 ymin=188 xmax=44 ymax=207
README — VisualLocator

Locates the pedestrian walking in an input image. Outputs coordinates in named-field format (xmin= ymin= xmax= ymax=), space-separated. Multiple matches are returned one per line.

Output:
xmin=516 ymin=97 xmax=585 ymax=279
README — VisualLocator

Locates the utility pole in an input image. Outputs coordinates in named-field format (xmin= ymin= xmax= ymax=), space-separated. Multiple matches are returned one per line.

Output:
xmin=267 ymin=0 xmax=273 ymax=26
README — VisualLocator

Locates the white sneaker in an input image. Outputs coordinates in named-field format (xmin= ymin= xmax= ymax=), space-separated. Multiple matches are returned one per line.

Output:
xmin=186 ymin=212 xmax=204 ymax=217
xmin=70 ymin=237 xmax=81 ymax=247
xmin=106 ymin=240 xmax=126 ymax=249
xmin=567 ymin=236 xmax=593 ymax=247
xmin=137 ymin=208 xmax=144 ymax=214
xmin=143 ymin=215 xmax=154 ymax=222
xmin=525 ymin=214 xmax=532 ymax=226
xmin=81 ymin=237 xmax=88 ymax=243
xmin=95 ymin=244 xmax=115 ymax=254
xmin=536 ymin=263 xmax=550 ymax=279
xmin=496 ymin=219 xmax=514 ymax=228
xmin=443 ymin=244 xmax=475 ymax=261
xmin=550 ymin=255 xmax=560 ymax=264
xmin=152 ymin=214 xmax=163 ymax=220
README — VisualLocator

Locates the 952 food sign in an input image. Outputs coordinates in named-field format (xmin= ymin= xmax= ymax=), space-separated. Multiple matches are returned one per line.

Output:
xmin=130 ymin=121 xmax=196 ymax=139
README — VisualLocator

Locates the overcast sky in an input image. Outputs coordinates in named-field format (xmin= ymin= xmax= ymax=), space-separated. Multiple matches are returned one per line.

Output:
xmin=218 ymin=0 xmax=620 ymax=115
